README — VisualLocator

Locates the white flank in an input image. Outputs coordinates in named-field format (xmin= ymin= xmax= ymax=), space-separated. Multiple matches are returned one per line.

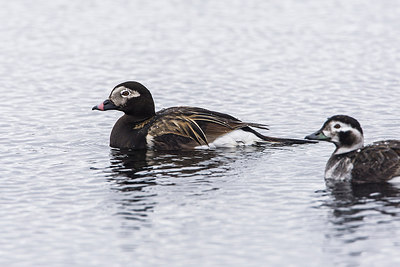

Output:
xmin=195 ymin=129 xmax=261 ymax=149
xmin=389 ymin=176 xmax=400 ymax=184
xmin=325 ymin=158 xmax=353 ymax=181
xmin=146 ymin=134 xmax=154 ymax=148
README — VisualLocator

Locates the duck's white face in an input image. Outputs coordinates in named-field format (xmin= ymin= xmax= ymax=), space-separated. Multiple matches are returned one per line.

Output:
xmin=109 ymin=86 xmax=141 ymax=107
xmin=322 ymin=120 xmax=362 ymax=146
xmin=306 ymin=115 xmax=364 ymax=155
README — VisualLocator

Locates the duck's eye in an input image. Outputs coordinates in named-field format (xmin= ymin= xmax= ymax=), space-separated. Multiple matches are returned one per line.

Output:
xmin=121 ymin=90 xmax=130 ymax=97
xmin=334 ymin=124 xmax=341 ymax=129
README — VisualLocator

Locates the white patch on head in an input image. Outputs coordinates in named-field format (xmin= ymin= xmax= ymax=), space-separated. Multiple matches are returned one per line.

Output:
xmin=120 ymin=88 xmax=140 ymax=98
xmin=195 ymin=129 xmax=262 ymax=149
xmin=322 ymin=121 xmax=354 ymax=142
xmin=323 ymin=120 xmax=364 ymax=155
xmin=110 ymin=86 xmax=141 ymax=107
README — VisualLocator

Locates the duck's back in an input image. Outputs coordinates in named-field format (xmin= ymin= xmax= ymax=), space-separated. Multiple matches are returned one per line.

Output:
xmin=351 ymin=140 xmax=400 ymax=183
xmin=146 ymin=106 xmax=268 ymax=150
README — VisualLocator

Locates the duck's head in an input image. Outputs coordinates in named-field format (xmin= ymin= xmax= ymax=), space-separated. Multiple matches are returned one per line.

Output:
xmin=92 ymin=81 xmax=156 ymax=118
xmin=305 ymin=115 xmax=364 ymax=154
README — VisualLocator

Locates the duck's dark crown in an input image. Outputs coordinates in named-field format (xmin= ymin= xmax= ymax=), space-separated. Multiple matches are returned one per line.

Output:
xmin=325 ymin=115 xmax=363 ymax=135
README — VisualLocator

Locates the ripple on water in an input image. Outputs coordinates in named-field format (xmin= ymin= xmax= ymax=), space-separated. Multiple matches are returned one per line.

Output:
xmin=2 ymin=0 xmax=400 ymax=266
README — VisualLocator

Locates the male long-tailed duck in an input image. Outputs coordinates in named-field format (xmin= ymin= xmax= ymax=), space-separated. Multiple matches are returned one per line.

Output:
xmin=92 ymin=81 xmax=312 ymax=150
xmin=306 ymin=115 xmax=400 ymax=184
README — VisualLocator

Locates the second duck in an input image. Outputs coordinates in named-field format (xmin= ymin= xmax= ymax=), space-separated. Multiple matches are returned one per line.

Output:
xmin=306 ymin=115 xmax=400 ymax=184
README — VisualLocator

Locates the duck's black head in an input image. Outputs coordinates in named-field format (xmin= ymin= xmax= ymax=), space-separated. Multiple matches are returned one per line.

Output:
xmin=92 ymin=81 xmax=156 ymax=119
xmin=305 ymin=115 xmax=364 ymax=154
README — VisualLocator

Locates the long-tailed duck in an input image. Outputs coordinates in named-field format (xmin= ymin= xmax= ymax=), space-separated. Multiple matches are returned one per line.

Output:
xmin=306 ymin=115 xmax=400 ymax=184
xmin=93 ymin=81 xmax=313 ymax=150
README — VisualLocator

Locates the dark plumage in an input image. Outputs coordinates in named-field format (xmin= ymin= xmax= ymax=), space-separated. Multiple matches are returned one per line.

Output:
xmin=93 ymin=81 xmax=313 ymax=150
xmin=306 ymin=115 xmax=400 ymax=184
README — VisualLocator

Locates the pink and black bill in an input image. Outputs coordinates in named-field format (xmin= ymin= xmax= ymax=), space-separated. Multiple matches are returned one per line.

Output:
xmin=92 ymin=99 xmax=119 ymax=111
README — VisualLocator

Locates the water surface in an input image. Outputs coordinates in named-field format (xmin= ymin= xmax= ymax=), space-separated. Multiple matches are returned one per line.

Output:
xmin=1 ymin=0 xmax=400 ymax=266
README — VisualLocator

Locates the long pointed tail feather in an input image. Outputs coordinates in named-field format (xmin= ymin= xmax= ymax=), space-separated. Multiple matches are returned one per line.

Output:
xmin=243 ymin=127 xmax=316 ymax=145
xmin=257 ymin=135 xmax=317 ymax=145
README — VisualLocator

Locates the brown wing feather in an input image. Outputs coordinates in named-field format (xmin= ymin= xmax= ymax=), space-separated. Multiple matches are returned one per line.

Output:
xmin=147 ymin=107 xmax=268 ymax=147
xmin=351 ymin=142 xmax=400 ymax=183
xmin=190 ymin=113 xmax=269 ymax=130
xmin=148 ymin=114 xmax=208 ymax=146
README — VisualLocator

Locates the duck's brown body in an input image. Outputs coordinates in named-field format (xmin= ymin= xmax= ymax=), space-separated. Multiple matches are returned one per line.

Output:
xmin=325 ymin=140 xmax=400 ymax=184
xmin=109 ymin=106 xmax=311 ymax=150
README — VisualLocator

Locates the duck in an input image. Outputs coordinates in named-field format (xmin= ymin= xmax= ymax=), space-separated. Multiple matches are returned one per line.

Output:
xmin=305 ymin=115 xmax=400 ymax=184
xmin=92 ymin=81 xmax=313 ymax=150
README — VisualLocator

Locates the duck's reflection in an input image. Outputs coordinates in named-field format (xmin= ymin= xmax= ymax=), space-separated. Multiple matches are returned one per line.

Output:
xmin=108 ymin=148 xmax=236 ymax=180
xmin=106 ymin=149 xmax=156 ymax=226
xmin=106 ymin=147 xmax=264 ymax=227
xmin=329 ymin=182 xmax=400 ymax=201
xmin=318 ymin=181 xmax=400 ymax=244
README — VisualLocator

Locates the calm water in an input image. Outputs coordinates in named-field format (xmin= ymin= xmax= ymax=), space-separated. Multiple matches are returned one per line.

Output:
xmin=1 ymin=0 xmax=400 ymax=266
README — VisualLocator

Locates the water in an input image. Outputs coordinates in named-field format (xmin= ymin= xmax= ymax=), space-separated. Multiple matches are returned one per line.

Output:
xmin=1 ymin=0 xmax=400 ymax=266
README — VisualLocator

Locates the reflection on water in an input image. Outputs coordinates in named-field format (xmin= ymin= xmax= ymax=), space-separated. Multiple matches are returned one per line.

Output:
xmin=105 ymin=148 xmax=252 ymax=225
xmin=106 ymin=149 xmax=157 ymax=225
xmin=317 ymin=182 xmax=400 ymax=246
xmin=105 ymin=146 xmax=275 ymax=228
xmin=107 ymin=148 xmax=232 ymax=184
xmin=109 ymin=148 xmax=229 ymax=178
xmin=3 ymin=0 xmax=400 ymax=264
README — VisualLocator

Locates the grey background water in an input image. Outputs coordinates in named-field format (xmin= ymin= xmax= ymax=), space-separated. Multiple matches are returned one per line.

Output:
xmin=1 ymin=0 xmax=400 ymax=266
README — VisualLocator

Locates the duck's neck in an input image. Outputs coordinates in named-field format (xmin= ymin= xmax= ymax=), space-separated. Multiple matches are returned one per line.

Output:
xmin=122 ymin=113 xmax=155 ymax=124
xmin=333 ymin=142 xmax=364 ymax=155
xmin=109 ymin=114 xmax=154 ymax=149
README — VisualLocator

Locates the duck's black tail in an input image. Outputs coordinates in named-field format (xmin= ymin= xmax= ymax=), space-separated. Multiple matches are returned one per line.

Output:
xmin=258 ymin=135 xmax=317 ymax=145
xmin=244 ymin=127 xmax=316 ymax=145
